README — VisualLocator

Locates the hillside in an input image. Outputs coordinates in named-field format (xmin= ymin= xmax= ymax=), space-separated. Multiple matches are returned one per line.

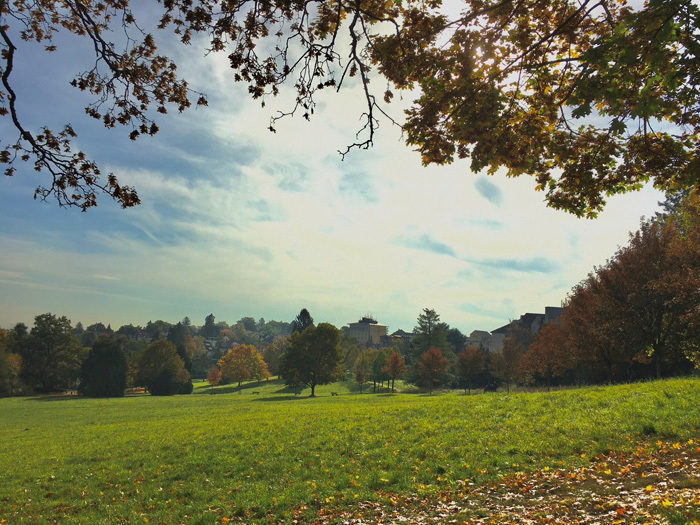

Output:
xmin=1 ymin=378 xmax=698 ymax=523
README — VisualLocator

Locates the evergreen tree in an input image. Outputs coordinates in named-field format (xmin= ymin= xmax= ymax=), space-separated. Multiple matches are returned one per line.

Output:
xmin=78 ymin=335 xmax=128 ymax=397
xmin=291 ymin=308 xmax=314 ymax=334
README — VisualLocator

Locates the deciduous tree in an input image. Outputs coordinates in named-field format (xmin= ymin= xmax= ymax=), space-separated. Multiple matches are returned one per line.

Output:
xmin=559 ymin=194 xmax=700 ymax=380
xmin=200 ymin=314 xmax=220 ymax=339
xmin=18 ymin=313 xmax=85 ymax=392
xmin=218 ymin=344 xmax=270 ymax=387
xmin=457 ymin=346 xmax=486 ymax=394
xmin=383 ymin=351 xmax=406 ymax=393
xmin=0 ymin=329 xmax=23 ymax=397
xmin=354 ymin=349 xmax=375 ymax=394
xmin=520 ymin=325 xmax=574 ymax=391
xmin=206 ymin=366 xmax=222 ymax=393
xmin=491 ymin=326 xmax=532 ymax=392
xmin=279 ymin=322 xmax=343 ymax=397
xmin=137 ymin=340 xmax=191 ymax=396
xmin=419 ymin=347 xmax=449 ymax=394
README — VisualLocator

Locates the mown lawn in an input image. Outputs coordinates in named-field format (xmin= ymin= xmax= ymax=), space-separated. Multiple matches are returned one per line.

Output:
xmin=0 ymin=378 xmax=698 ymax=523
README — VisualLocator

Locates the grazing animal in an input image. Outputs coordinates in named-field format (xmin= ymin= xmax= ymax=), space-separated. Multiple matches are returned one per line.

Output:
xmin=252 ymin=391 xmax=260 ymax=395
xmin=483 ymin=382 xmax=498 ymax=393
xmin=331 ymin=392 xmax=338 ymax=396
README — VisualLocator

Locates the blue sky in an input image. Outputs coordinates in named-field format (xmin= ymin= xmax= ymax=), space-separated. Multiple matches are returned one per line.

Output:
xmin=0 ymin=13 xmax=663 ymax=335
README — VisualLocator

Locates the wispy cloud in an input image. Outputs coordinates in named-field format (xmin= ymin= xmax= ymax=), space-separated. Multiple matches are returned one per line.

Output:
xmin=468 ymin=256 xmax=560 ymax=274
xmin=470 ymin=218 xmax=503 ymax=230
xmin=93 ymin=275 xmax=121 ymax=281
xmin=397 ymin=233 xmax=458 ymax=258
xmin=474 ymin=176 xmax=504 ymax=205
xmin=459 ymin=301 xmax=516 ymax=322
xmin=338 ymin=170 xmax=379 ymax=204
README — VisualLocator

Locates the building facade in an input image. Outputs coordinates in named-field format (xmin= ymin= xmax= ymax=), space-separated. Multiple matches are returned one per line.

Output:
xmin=347 ymin=316 xmax=388 ymax=347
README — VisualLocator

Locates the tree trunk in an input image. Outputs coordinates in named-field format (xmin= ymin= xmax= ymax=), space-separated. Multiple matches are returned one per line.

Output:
xmin=310 ymin=383 xmax=315 ymax=397
xmin=655 ymin=351 xmax=661 ymax=379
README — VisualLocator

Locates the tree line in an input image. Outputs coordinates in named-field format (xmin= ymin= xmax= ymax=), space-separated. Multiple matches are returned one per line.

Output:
xmin=0 ymin=314 xmax=291 ymax=397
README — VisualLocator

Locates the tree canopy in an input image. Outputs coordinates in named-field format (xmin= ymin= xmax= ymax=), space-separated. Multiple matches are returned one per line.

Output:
xmin=279 ymin=322 xmax=343 ymax=396
xmin=529 ymin=192 xmax=700 ymax=382
xmin=2 ymin=0 xmax=697 ymax=215
xmin=136 ymin=340 xmax=191 ymax=396
xmin=78 ymin=335 xmax=128 ymax=397
xmin=18 ymin=313 xmax=84 ymax=392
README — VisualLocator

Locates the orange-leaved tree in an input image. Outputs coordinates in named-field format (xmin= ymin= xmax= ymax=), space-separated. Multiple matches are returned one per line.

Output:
xmin=206 ymin=366 xmax=222 ymax=394
xmin=520 ymin=324 xmax=574 ymax=391
xmin=383 ymin=351 xmax=406 ymax=393
xmin=218 ymin=344 xmax=269 ymax=388
xmin=456 ymin=346 xmax=486 ymax=395
xmin=419 ymin=347 xmax=449 ymax=394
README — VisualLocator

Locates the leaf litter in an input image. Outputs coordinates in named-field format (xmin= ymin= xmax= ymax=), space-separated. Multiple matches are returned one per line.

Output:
xmin=263 ymin=438 xmax=700 ymax=525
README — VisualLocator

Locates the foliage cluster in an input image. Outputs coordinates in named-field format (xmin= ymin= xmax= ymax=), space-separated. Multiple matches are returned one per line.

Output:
xmin=521 ymin=191 xmax=700 ymax=387
xmin=217 ymin=344 xmax=270 ymax=387
xmin=1 ymin=1 xmax=698 ymax=215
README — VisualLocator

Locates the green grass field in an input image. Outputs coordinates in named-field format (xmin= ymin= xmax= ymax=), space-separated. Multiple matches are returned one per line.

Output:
xmin=1 ymin=377 xmax=698 ymax=523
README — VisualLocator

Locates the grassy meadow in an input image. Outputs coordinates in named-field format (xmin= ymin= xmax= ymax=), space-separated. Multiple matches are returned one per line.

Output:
xmin=1 ymin=377 xmax=699 ymax=523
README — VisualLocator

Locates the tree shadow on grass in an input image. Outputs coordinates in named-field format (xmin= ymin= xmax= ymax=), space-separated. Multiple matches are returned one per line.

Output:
xmin=27 ymin=393 xmax=90 ymax=402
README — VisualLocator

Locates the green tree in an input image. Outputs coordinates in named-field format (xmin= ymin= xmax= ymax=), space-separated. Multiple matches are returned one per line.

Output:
xmin=371 ymin=347 xmax=392 ymax=392
xmin=78 ymin=335 xmax=128 ymax=397
xmin=137 ymin=340 xmax=191 ymax=396
xmin=167 ymin=322 xmax=193 ymax=372
xmin=19 ymin=313 xmax=85 ymax=392
xmin=353 ymin=349 xmax=375 ymax=394
xmin=410 ymin=310 xmax=455 ymax=361
xmin=189 ymin=335 xmax=211 ymax=379
xmin=408 ymin=309 xmax=454 ymax=385
xmin=145 ymin=320 xmax=173 ymax=342
xmin=279 ymin=323 xmax=343 ymax=397
xmin=262 ymin=337 xmax=288 ymax=377
xmin=0 ymin=329 xmax=24 ymax=397
xmin=291 ymin=308 xmax=314 ymax=334
xmin=446 ymin=327 xmax=467 ymax=354
xmin=116 ymin=324 xmax=140 ymax=339
xmin=200 ymin=313 xmax=220 ymax=339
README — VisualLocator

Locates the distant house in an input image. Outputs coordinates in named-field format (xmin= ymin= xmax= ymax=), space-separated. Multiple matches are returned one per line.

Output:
xmin=488 ymin=306 xmax=564 ymax=353
xmin=381 ymin=329 xmax=416 ymax=347
xmin=347 ymin=316 xmax=388 ymax=348
xmin=465 ymin=330 xmax=491 ymax=349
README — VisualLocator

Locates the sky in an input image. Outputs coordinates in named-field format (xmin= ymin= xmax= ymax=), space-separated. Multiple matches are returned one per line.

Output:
xmin=0 ymin=9 xmax=664 ymax=336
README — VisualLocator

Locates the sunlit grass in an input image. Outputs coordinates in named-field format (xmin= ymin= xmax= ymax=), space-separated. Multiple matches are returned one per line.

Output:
xmin=1 ymin=377 xmax=698 ymax=523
